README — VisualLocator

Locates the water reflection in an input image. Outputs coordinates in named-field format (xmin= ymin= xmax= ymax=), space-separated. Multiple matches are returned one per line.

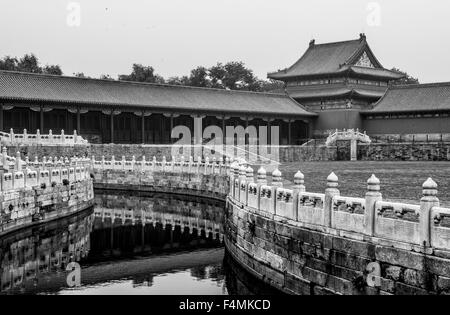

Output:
xmin=0 ymin=209 xmax=93 ymax=294
xmin=89 ymin=191 xmax=224 ymax=262
xmin=0 ymin=191 xmax=280 ymax=295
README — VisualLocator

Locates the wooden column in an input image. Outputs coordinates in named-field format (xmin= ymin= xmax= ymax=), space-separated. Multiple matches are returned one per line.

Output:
xmin=40 ymin=106 xmax=44 ymax=132
xmin=0 ymin=105 xmax=4 ymax=132
xmin=222 ymin=116 xmax=226 ymax=145
xmin=160 ymin=116 xmax=164 ymax=144
xmin=141 ymin=112 xmax=145 ymax=144
xmin=170 ymin=115 xmax=174 ymax=144
xmin=76 ymin=108 xmax=81 ymax=133
xmin=245 ymin=116 xmax=249 ymax=147
xmin=110 ymin=111 xmax=114 ymax=143
xmin=288 ymin=120 xmax=292 ymax=145
xmin=267 ymin=119 xmax=271 ymax=146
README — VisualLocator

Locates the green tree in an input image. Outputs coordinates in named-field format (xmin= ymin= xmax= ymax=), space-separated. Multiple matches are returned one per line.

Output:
xmin=73 ymin=72 xmax=90 ymax=78
xmin=0 ymin=56 xmax=19 ymax=71
xmin=188 ymin=66 xmax=210 ymax=87
xmin=208 ymin=63 xmax=227 ymax=89
xmin=43 ymin=65 xmax=63 ymax=75
xmin=208 ymin=61 xmax=261 ymax=91
xmin=166 ymin=76 xmax=190 ymax=86
xmin=119 ymin=64 xmax=165 ymax=84
xmin=258 ymin=79 xmax=285 ymax=93
xmin=391 ymin=68 xmax=419 ymax=85
xmin=99 ymin=74 xmax=114 ymax=80
xmin=17 ymin=54 xmax=42 ymax=73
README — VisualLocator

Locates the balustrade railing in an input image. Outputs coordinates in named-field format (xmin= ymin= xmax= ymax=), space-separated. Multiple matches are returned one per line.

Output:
xmin=227 ymin=163 xmax=450 ymax=252
xmin=325 ymin=128 xmax=371 ymax=146
xmin=0 ymin=148 xmax=92 ymax=193
xmin=91 ymin=155 xmax=232 ymax=176
xmin=0 ymin=129 xmax=88 ymax=146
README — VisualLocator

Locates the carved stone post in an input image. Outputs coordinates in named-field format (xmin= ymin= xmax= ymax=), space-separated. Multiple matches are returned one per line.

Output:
xmin=420 ymin=178 xmax=439 ymax=247
xmin=324 ymin=172 xmax=339 ymax=228
xmin=350 ymin=138 xmax=357 ymax=161
xmin=272 ymin=169 xmax=283 ymax=215
xmin=246 ymin=166 xmax=254 ymax=183
xmin=364 ymin=174 xmax=382 ymax=236
xmin=292 ymin=171 xmax=305 ymax=221
xmin=257 ymin=167 xmax=267 ymax=185
xmin=244 ymin=166 xmax=254 ymax=205
xmin=293 ymin=171 xmax=305 ymax=193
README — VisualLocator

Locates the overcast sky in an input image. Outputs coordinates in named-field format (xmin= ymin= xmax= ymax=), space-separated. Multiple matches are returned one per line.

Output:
xmin=1 ymin=0 xmax=449 ymax=83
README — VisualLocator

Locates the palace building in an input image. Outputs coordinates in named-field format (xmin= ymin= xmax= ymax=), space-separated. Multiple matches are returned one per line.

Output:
xmin=0 ymin=33 xmax=449 ymax=145
xmin=268 ymin=33 xmax=404 ymax=137
xmin=0 ymin=70 xmax=315 ymax=145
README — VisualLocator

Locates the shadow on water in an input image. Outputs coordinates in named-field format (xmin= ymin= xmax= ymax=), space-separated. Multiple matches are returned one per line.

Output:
xmin=0 ymin=190 xmax=280 ymax=295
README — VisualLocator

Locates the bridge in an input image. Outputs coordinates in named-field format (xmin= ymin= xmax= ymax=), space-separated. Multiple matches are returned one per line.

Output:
xmin=326 ymin=129 xmax=371 ymax=161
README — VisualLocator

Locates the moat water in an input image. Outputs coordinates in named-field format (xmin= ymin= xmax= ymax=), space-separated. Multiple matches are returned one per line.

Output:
xmin=0 ymin=191 xmax=279 ymax=295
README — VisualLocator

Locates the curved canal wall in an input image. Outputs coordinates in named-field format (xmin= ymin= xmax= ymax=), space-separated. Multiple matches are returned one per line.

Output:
xmin=224 ymin=165 xmax=450 ymax=295
xmin=91 ymin=156 xmax=230 ymax=201
xmin=0 ymin=151 xmax=94 ymax=236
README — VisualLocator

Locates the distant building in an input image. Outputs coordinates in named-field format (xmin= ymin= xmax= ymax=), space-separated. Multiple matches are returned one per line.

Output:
xmin=0 ymin=34 xmax=449 ymax=145
xmin=0 ymin=71 xmax=315 ymax=145
xmin=362 ymin=82 xmax=450 ymax=138
xmin=268 ymin=33 xmax=404 ymax=137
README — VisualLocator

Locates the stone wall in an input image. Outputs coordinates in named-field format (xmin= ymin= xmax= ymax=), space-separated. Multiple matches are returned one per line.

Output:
xmin=224 ymin=165 xmax=450 ymax=295
xmin=358 ymin=143 xmax=450 ymax=161
xmin=92 ymin=169 xmax=230 ymax=201
xmin=0 ymin=151 xmax=94 ymax=236
xmin=278 ymin=146 xmax=337 ymax=162
xmin=7 ymin=144 xmax=338 ymax=163
xmin=225 ymin=198 xmax=450 ymax=295
xmin=8 ymin=142 xmax=450 ymax=163
xmin=0 ymin=179 xmax=94 ymax=236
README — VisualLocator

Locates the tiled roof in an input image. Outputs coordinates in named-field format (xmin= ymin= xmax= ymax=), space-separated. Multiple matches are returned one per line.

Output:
xmin=0 ymin=70 xmax=316 ymax=117
xmin=363 ymin=82 xmax=450 ymax=114
xmin=268 ymin=35 xmax=403 ymax=80
xmin=287 ymin=85 xmax=386 ymax=100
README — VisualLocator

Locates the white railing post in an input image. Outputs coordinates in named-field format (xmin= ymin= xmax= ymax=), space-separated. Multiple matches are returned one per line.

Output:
xmin=364 ymin=174 xmax=382 ymax=236
xmin=272 ymin=169 xmax=283 ymax=215
xmin=10 ymin=129 xmax=14 ymax=145
xmin=324 ymin=172 xmax=340 ymax=227
xmin=257 ymin=167 xmax=267 ymax=185
xmin=15 ymin=152 xmax=21 ymax=171
xmin=292 ymin=171 xmax=305 ymax=221
xmin=420 ymin=178 xmax=439 ymax=247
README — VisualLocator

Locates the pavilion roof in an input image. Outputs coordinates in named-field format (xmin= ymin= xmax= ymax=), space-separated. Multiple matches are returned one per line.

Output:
xmin=0 ymin=70 xmax=316 ymax=117
xmin=268 ymin=34 xmax=404 ymax=81
xmin=362 ymin=82 xmax=450 ymax=114
xmin=287 ymin=85 xmax=386 ymax=100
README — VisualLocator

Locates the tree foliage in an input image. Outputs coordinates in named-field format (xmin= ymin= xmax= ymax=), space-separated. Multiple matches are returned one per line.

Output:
xmin=0 ymin=54 xmax=63 ymax=75
xmin=73 ymin=72 xmax=90 ymax=78
xmin=42 ymin=65 xmax=63 ymax=75
xmin=391 ymin=68 xmax=419 ymax=85
xmin=2 ymin=54 xmax=421 ymax=93
xmin=119 ymin=64 xmax=165 ymax=84
xmin=99 ymin=74 xmax=114 ymax=80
